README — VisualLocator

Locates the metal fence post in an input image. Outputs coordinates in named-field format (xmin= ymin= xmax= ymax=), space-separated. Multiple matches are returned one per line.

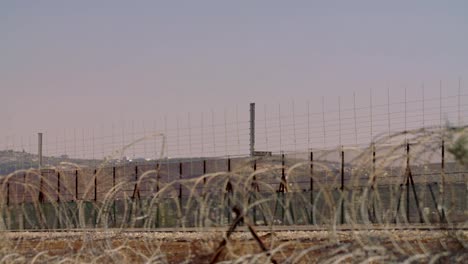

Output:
xmin=36 ymin=133 xmax=46 ymax=226
xmin=57 ymin=172 xmax=60 ymax=203
xmin=112 ymin=166 xmax=116 ymax=227
xmin=250 ymin=103 xmax=255 ymax=156
xmin=252 ymin=159 xmax=257 ymax=224
xmin=440 ymin=139 xmax=446 ymax=222
xmin=310 ymin=151 xmax=314 ymax=224
xmin=179 ymin=162 xmax=182 ymax=202
xmin=93 ymin=169 xmax=97 ymax=227
xmin=226 ymin=158 xmax=232 ymax=223
xmin=6 ymin=181 xmax=10 ymax=207
xmin=38 ymin=171 xmax=44 ymax=204
xmin=201 ymin=160 xmax=206 ymax=227
xmin=179 ymin=162 xmax=183 ymax=227
xmin=75 ymin=170 xmax=78 ymax=201
xmin=406 ymin=144 xmax=410 ymax=222
xmin=132 ymin=165 xmax=140 ymax=200
xmin=203 ymin=160 xmax=207 ymax=184
xmin=369 ymin=143 xmax=377 ymax=223
xmin=340 ymin=147 xmax=345 ymax=225
xmin=94 ymin=169 xmax=97 ymax=202
xmin=281 ymin=153 xmax=286 ymax=222
xmin=22 ymin=173 xmax=26 ymax=204
xmin=155 ymin=163 xmax=160 ymax=228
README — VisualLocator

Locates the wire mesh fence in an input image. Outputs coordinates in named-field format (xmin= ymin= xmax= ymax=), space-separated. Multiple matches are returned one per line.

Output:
xmin=1 ymin=88 xmax=468 ymax=263
xmin=1 ymin=88 xmax=468 ymax=164
xmin=1 ymin=126 xmax=467 ymax=230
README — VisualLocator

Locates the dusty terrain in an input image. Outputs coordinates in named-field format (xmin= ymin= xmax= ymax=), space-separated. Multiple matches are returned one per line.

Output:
xmin=1 ymin=229 xmax=467 ymax=263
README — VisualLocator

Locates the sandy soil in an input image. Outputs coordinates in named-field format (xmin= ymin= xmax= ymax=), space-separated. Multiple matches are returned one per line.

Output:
xmin=1 ymin=229 xmax=467 ymax=263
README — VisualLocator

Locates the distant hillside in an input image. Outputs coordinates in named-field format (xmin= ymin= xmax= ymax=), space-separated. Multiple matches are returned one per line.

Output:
xmin=0 ymin=150 xmax=182 ymax=176
xmin=0 ymin=150 xmax=101 ymax=175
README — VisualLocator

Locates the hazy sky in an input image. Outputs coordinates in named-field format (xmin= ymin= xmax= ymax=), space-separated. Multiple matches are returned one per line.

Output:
xmin=1 ymin=1 xmax=468 ymax=157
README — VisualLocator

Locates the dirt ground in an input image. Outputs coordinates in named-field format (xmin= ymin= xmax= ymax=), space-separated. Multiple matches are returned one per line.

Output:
xmin=2 ymin=229 xmax=468 ymax=263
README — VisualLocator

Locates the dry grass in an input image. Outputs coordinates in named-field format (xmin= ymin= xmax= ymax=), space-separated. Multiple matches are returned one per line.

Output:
xmin=1 ymin=230 xmax=467 ymax=263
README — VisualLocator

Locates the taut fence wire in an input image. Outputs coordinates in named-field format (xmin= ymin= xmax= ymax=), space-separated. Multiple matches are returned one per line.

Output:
xmin=1 ymin=86 xmax=468 ymax=263
xmin=0 ymin=125 xmax=467 ymax=229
